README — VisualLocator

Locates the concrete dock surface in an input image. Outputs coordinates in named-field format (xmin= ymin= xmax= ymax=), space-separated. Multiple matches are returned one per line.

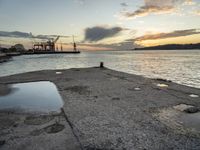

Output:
xmin=0 ymin=67 xmax=200 ymax=150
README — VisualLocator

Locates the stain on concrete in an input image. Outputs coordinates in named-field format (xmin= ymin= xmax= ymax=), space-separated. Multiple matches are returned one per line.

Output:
xmin=111 ymin=97 xmax=120 ymax=101
xmin=0 ymin=118 xmax=15 ymax=129
xmin=24 ymin=115 xmax=54 ymax=125
xmin=44 ymin=123 xmax=65 ymax=134
xmin=30 ymin=128 xmax=44 ymax=136
xmin=0 ymin=140 xmax=5 ymax=147
xmin=64 ymin=86 xmax=90 ymax=95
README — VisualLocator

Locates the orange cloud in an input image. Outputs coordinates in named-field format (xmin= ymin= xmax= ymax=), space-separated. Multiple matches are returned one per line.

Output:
xmin=120 ymin=0 xmax=195 ymax=19
xmin=135 ymin=32 xmax=200 ymax=47
xmin=122 ymin=5 xmax=174 ymax=18
xmin=135 ymin=29 xmax=200 ymax=41
xmin=194 ymin=10 xmax=200 ymax=16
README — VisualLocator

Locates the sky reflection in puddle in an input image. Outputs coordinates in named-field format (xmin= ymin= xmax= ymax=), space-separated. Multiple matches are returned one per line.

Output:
xmin=0 ymin=81 xmax=63 ymax=113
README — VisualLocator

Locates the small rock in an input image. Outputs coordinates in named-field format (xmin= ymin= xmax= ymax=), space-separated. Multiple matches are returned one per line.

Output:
xmin=134 ymin=87 xmax=141 ymax=91
xmin=157 ymin=84 xmax=168 ymax=87
xmin=56 ymin=72 xmax=62 ymax=75
xmin=189 ymin=94 xmax=199 ymax=98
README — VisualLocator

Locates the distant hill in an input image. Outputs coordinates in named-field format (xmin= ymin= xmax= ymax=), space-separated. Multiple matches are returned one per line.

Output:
xmin=134 ymin=43 xmax=200 ymax=50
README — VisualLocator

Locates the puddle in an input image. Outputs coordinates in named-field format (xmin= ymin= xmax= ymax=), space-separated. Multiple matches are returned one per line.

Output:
xmin=0 ymin=81 xmax=63 ymax=113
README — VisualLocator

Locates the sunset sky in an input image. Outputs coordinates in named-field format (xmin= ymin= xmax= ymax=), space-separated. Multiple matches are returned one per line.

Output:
xmin=0 ymin=0 xmax=200 ymax=50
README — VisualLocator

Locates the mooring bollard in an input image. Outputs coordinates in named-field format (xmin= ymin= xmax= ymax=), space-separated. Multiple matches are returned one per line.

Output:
xmin=100 ymin=62 xmax=104 ymax=68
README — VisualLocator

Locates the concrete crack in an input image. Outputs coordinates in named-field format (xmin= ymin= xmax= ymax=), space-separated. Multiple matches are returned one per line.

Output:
xmin=61 ymin=108 xmax=84 ymax=150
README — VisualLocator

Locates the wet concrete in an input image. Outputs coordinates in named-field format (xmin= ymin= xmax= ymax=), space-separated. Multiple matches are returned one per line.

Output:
xmin=0 ymin=67 xmax=200 ymax=150
xmin=0 ymin=81 xmax=63 ymax=113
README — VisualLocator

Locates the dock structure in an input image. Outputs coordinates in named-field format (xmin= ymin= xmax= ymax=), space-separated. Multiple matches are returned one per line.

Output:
xmin=28 ymin=34 xmax=80 ymax=54
xmin=33 ymin=36 xmax=60 ymax=52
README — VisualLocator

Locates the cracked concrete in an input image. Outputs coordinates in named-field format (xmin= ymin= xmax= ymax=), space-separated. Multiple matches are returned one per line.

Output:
xmin=0 ymin=67 xmax=200 ymax=150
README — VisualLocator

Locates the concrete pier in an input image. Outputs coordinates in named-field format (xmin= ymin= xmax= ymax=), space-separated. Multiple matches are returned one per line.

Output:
xmin=0 ymin=67 xmax=200 ymax=150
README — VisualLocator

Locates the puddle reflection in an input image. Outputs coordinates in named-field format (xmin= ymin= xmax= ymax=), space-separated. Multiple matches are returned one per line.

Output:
xmin=0 ymin=81 xmax=63 ymax=113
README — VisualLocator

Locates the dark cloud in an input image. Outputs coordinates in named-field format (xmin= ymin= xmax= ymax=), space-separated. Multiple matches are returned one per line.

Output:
xmin=84 ymin=26 xmax=124 ymax=42
xmin=121 ymin=2 xmax=128 ymax=7
xmin=121 ymin=0 xmax=193 ymax=19
xmin=0 ymin=31 xmax=30 ymax=38
xmin=0 ymin=31 xmax=69 ymax=40
xmin=76 ymin=38 xmax=138 ymax=50
xmin=105 ymin=39 xmax=138 ymax=50
xmin=135 ymin=29 xmax=200 ymax=41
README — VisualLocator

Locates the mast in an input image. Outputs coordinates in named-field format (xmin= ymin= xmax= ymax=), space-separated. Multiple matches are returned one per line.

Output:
xmin=73 ymin=35 xmax=77 ymax=51
xmin=61 ymin=43 xmax=63 ymax=51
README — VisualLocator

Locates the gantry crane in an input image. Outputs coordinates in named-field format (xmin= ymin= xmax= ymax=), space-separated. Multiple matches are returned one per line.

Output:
xmin=32 ymin=36 xmax=60 ymax=51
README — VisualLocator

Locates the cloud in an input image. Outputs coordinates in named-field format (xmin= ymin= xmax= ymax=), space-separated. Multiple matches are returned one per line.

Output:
xmin=121 ymin=0 xmax=194 ymax=19
xmin=135 ymin=29 xmax=200 ymax=41
xmin=194 ymin=10 xmax=200 ymax=16
xmin=120 ymin=2 xmax=128 ymax=7
xmin=84 ymin=26 xmax=125 ymax=42
xmin=75 ymin=39 xmax=137 ymax=51
xmin=0 ymin=31 xmax=69 ymax=40
xmin=184 ymin=0 xmax=195 ymax=5
xmin=0 ymin=31 xmax=30 ymax=38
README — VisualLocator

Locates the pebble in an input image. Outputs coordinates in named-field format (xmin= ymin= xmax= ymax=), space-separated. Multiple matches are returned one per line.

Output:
xmin=134 ymin=87 xmax=141 ymax=91
xmin=189 ymin=94 xmax=199 ymax=98
xmin=56 ymin=72 xmax=62 ymax=75
xmin=157 ymin=84 xmax=168 ymax=87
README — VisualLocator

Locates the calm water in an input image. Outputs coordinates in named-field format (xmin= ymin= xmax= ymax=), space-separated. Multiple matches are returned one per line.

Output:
xmin=0 ymin=81 xmax=63 ymax=113
xmin=0 ymin=50 xmax=200 ymax=88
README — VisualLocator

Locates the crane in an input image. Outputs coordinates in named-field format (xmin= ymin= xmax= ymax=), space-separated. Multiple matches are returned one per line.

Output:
xmin=73 ymin=35 xmax=77 ymax=52
xmin=52 ymin=36 xmax=60 ymax=51
xmin=54 ymin=36 xmax=60 ymax=43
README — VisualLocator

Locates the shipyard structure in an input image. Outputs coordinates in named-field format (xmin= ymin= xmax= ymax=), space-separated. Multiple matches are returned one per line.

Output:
xmin=27 ymin=35 xmax=80 ymax=54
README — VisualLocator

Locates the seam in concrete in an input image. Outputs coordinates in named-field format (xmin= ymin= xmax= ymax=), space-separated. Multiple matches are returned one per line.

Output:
xmin=61 ymin=108 xmax=84 ymax=150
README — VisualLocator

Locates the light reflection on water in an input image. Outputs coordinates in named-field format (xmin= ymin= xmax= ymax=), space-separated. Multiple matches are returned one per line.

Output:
xmin=0 ymin=50 xmax=200 ymax=88
xmin=0 ymin=81 xmax=63 ymax=113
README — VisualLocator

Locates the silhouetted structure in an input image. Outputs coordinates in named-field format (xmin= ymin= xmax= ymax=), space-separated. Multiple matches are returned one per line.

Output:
xmin=73 ymin=35 xmax=77 ymax=52
xmin=33 ymin=36 xmax=60 ymax=52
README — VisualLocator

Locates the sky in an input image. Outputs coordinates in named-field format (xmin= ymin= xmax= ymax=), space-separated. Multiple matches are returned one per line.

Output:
xmin=0 ymin=0 xmax=200 ymax=51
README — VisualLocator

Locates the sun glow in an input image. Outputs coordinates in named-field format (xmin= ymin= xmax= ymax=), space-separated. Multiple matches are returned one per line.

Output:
xmin=136 ymin=34 xmax=200 ymax=47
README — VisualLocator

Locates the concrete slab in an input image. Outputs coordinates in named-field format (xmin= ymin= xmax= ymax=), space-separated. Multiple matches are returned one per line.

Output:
xmin=0 ymin=67 xmax=200 ymax=150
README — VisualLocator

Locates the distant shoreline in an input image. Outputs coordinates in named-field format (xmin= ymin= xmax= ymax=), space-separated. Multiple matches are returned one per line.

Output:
xmin=134 ymin=43 xmax=200 ymax=50
xmin=0 ymin=54 xmax=11 ymax=63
